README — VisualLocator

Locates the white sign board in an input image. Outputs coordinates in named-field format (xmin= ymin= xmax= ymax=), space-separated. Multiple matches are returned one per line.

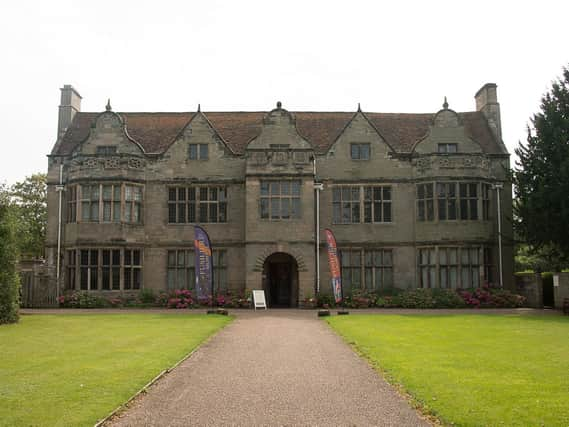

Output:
xmin=252 ymin=290 xmax=267 ymax=310
xmin=554 ymin=275 xmax=560 ymax=287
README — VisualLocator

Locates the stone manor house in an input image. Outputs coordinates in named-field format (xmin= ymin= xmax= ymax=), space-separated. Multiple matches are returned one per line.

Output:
xmin=46 ymin=84 xmax=513 ymax=307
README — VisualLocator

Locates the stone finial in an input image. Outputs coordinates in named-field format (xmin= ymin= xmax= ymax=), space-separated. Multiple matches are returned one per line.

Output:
xmin=276 ymin=101 xmax=282 ymax=109
xmin=357 ymin=102 xmax=362 ymax=112
xmin=197 ymin=103 xmax=201 ymax=112
xmin=443 ymin=96 xmax=449 ymax=110
xmin=106 ymin=99 xmax=112 ymax=111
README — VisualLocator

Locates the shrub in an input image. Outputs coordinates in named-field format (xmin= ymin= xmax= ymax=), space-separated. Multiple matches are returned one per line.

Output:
xmin=167 ymin=289 xmax=193 ymax=309
xmin=0 ymin=203 xmax=20 ymax=324
xmin=59 ymin=291 xmax=108 ymax=308
xmin=316 ymin=293 xmax=336 ymax=308
xmin=301 ymin=295 xmax=317 ymax=308
xmin=219 ymin=291 xmax=251 ymax=308
xmin=375 ymin=295 xmax=395 ymax=308
xmin=376 ymin=287 xmax=403 ymax=297
xmin=343 ymin=290 xmax=376 ymax=308
xmin=397 ymin=288 xmax=436 ymax=309
xmin=458 ymin=286 xmax=526 ymax=308
xmin=139 ymin=289 xmax=156 ymax=304
xmin=156 ymin=292 xmax=169 ymax=307
xmin=431 ymin=289 xmax=466 ymax=308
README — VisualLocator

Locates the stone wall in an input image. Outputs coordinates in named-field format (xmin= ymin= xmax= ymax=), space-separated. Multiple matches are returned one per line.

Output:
xmin=514 ymin=273 xmax=543 ymax=308
xmin=46 ymin=92 xmax=514 ymax=303
xmin=553 ymin=273 xmax=569 ymax=310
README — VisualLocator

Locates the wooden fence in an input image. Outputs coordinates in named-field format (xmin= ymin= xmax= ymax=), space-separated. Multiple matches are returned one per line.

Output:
xmin=18 ymin=261 xmax=58 ymax=308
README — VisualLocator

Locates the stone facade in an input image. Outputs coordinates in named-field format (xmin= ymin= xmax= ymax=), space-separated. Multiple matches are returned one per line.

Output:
xmin=46 ymin=84 xmax=513 ymax=307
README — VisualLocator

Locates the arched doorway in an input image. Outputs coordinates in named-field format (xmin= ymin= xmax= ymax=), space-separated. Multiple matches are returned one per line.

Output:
xmin=262 ymin=252 xmax=299 ymax=308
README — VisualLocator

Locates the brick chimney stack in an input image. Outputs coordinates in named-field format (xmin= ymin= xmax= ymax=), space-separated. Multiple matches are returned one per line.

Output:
xmin=475 ymin=83 xmax=502 ymax=143
xmin=58 ymin=85 xmax=82 ymax=140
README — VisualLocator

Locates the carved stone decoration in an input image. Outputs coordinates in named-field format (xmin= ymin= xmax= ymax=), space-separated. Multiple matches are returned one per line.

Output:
xmin=293 ymin=152 xmax=308 ymax=164
xmin=439 ymin=158 xmax=452 ymax=168
xmin=105 ymin=158 xmax=120 ymax=169
xmin=68 ymin=159 xmax=82 ymax=172
xmin=84 ymin=158 xmax=99 ymax=169
xmin=480 ymin=159 xmax=490 ymax=170
xmin=98 ymin=112 xmax=121 ymax=130
xmin=252 ymin=152 xmax=268 ymax=165
xmin=416 ymin=157 xmax=431 ymax=172
xmin=272 ymin=151 xmax=288 ymax=165
xmin=128 ymin=158 xmax=144 ymax=169
xmin=462 ymin=158 xmax=474 ymax=168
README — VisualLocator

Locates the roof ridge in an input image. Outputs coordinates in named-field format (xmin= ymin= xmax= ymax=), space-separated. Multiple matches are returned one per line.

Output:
xmin=55 ymin=109 xmax=504 ymax=157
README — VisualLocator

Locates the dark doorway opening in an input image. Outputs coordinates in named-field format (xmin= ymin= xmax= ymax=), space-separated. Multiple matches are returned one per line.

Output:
xmin=262 ymin=252 xmax=299 ymax=308
xmin=543 ymin=274 xmax=555 ymax=308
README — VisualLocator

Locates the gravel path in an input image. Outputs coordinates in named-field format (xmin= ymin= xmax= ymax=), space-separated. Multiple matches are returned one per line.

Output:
xmin=107 ymin=310 xmax=430 ymax=427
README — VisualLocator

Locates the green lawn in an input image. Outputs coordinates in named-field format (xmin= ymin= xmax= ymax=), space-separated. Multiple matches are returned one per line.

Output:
xmin=327 ymin=314 xmax=569 ymax=427
xmin=0 ymin=313 xmax=231 ymax=427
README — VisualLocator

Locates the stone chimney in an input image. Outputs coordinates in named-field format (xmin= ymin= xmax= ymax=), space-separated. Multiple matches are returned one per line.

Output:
xmin=475 ymin=83 xmax=502 ymax=143
xmin=57 ymin=85 xmax=82 ymax=140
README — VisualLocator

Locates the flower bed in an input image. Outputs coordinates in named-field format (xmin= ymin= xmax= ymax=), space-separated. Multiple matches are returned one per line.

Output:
xmin=59 ymin=289 xmax=252 ymax=309
xmin=312 ymin=284 xmax=526 ymax=309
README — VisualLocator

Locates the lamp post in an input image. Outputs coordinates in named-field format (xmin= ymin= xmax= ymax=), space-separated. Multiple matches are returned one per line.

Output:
xmin=55 ymin=164 xmax=64 ymax=301
xmin=493 ymin=183 xmax=504 ymax=288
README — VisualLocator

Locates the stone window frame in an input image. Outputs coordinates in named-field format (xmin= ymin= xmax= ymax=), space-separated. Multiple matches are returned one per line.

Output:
xmin=418 ymin=246 xmax=487 ymax=289
xmin=437 ymin=182 xmax=458 ymax=220
xmin=417 ymin=183 xmax=435 ymax=222
xmin=72 ymin=182 xmax=143 ymax=224
xmin=483 ymin=248 xmax=494 ymax=284
xmin=66 ymin=249 xmax=76 ymax=290
xmin=437 ymin=143 xmax=458 ymax=153
xmin=66 ymin=185 xmax=77 ymax=223
xmin=418 ymin=247 xmax=437 ymax=288
xmin=79 ymin=248 xmax=99 ymax=291
xmin=67 ymin=248 xmax=143 ymax=291
xmin=350 ymin=143 xmax=371 ymax=160
xmin=167 ymin=249 xmax=195 ymax=290
xmin=364 ymin=249 xmax=394 ymax=291
xmin=417 ymin=181 xmax=489 ymax=223
xmin=167 ymin=185 xmax=228 ymax=224
xmin=188 ymin=143 xmax=209 ymax=160
xmin=101 ymin=249 xmax=121 ymax=290
xmin=123 ymin=249 xmax=142 ymax=290
xmin=482 ymin=184 xmax=491 ymax=220
xmin=124 ymin=185 xmax=143 ymax=224
xmin=332 ymin=185 xmax=393 ymax=224
xmin=439 ymin=247 xmax=459 ymax=289
xmin=339 ymin=248 xmax=394 ymax=294
xmin=166 ymin=248 xmax=228 ymax=292
xmin=102 ymin=184 xmax=122 ymax=223
xmin=259 ymin=180 xmax=301 ymax=221
xmin=458 ymin=183 xmax=479 ymax=220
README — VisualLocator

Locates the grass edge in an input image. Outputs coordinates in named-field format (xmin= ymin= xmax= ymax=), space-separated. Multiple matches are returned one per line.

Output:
xmin=94 ymin=314 xmax=233 ymax=427
xmin=323 ymin=317 xmax=447 ymax=427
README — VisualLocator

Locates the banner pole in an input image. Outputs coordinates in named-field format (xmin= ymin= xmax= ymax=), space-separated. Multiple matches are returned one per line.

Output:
xmin=211 ymin=248 xmax=215 ymax=310
xmin=194 ymin=225 xmax=214 ymax=311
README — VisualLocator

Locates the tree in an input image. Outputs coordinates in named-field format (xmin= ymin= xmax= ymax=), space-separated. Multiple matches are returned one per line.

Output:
xmin=0 ymin=183 xmax=20 ymax=324
xmin=10 ymin=173 xmax=47 ymax=259
xmin=514 ymin=65 xmax=569 ymax=269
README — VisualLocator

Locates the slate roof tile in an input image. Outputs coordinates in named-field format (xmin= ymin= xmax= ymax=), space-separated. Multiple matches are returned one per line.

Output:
xmin=53 ymin=109 xmax=504 ymax=156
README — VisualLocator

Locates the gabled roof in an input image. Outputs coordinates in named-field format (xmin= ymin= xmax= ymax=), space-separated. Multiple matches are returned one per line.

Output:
xmin=52 ymin=109 xmax=505 ymax=156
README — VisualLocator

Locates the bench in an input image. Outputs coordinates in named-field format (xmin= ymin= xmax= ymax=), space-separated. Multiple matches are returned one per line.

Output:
xmin=563 ymin=298 xmax=569 ymax=315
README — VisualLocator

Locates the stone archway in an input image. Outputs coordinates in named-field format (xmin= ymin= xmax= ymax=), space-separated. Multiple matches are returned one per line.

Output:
xmin=262 ymin=252 xmax=299 ymax=308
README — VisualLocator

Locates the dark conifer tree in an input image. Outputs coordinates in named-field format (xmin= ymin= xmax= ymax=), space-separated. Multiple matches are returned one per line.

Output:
xmin=514 ymin=66 xmax=569 ymax=267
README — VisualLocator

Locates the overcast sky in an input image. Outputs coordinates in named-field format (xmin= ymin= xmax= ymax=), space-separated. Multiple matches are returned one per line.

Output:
xmin=1 ymin=0 xmax=567 ymax=184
